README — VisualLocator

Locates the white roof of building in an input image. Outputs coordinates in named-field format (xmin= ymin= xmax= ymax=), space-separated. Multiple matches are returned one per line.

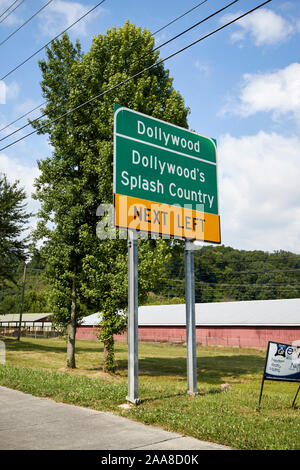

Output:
xmin=0 ymin=313 xmax=52 ymax=323
xmin=139 ymin=299 xmax=300 ymax=326
xmin=80 ymin=312 xmax=102 ymax=326
xmin=81 ymin=299 xmax=300 ymax=327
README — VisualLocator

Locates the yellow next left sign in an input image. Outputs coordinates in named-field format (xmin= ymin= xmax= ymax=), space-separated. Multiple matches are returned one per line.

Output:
xmin=114 ymin=194 xmax=221 ymax=243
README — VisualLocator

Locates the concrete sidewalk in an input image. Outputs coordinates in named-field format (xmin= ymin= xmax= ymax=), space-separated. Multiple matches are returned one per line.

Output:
xmin=0 ymin=386 xmax=231 ymax=450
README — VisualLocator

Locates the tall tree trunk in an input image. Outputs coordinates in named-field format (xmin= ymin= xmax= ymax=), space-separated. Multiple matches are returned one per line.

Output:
xmin=103 ymin=334 xmax=115 ymax=373
xmin=66 ymin=277 xmax=76 ymax=368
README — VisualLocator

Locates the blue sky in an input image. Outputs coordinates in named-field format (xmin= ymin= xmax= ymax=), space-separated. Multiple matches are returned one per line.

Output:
xmin=0 ymin=0 xmax=300 ymax=253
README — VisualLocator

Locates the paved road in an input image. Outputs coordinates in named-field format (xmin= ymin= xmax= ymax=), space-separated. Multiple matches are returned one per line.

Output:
xmin=0 ymin=386 xmax=232 ymax=451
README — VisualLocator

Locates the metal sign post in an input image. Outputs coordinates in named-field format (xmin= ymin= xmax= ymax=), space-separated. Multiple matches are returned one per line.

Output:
xmin=126 ymin=229 xmax=140 ymax=404
xmin=185 ymin=240 xmax=198 ymax=395
xmin=292 ymin=385 xmax=300 ymax=408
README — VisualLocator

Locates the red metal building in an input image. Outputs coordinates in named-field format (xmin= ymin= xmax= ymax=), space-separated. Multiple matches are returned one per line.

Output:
xmin=76 ymin=298 xmax=300 ymax=349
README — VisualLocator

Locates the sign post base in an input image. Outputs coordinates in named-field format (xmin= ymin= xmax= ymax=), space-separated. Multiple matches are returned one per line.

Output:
xmin=126 ymin=396 xmax=141 ymax=405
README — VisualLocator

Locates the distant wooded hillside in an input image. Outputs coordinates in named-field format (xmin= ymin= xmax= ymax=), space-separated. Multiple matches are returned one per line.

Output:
xmin=1 ymin=245 xmax=299 ymax=314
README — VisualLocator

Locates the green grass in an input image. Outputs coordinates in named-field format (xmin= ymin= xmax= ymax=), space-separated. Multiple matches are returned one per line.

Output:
xmin=0 ymin=336 xmax=300 ymax=450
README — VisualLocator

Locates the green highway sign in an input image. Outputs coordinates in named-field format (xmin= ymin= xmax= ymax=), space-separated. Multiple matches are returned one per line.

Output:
xmin=113 ymin=105 xmax=221 ymax=243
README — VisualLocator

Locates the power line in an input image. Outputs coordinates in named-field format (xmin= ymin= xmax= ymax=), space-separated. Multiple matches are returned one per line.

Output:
xmin=0 ymin=0 xmax=214 ymax=138
xmin=0 ymin=0 xmax=20 ymax=19
xmin=0 ymin=0 xmax=106 ymax=81
xmin=0 ymin=0 xmax=54 ymax=48
xmin=0 ymin=0 xmax=272 ymax=152
xmin=0 ymin=0 xmax=24 ymax=25
xmin=194 ymin=285 xmax=300 ymax=290
xmin=0 ymin=102 xmax=42 ymax=134
xmin=194 ymin=254 xmax=300 ymax=265
xmin=137 ymin=0 xmax=240 ymax=70
xmin=163 ymin=278 xmax=300 ymax=286
xmin=152 ymin=0 xmax=208 ymax=36
xmin=167 ymin=268 xmax=300 ymax=276
xmin=160 ymin=280 xmax=300 ymax=289
xmin=200 ymin=282 xmax=300 ymax=288
xmin=0 ymin=0 xmax=240 ymax=142
xmin=221 ymin=268 xmax=300 ymax=275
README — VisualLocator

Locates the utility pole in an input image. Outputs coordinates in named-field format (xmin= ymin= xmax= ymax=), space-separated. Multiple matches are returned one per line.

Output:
xmin=17 ymin=262 xmax=26 ymax=341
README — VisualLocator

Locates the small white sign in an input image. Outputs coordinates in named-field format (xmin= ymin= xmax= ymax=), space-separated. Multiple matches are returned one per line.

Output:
xmin=265 ymin=341 xmax=300 ymax=382
xmin=0 ymin=340 xmax=5 ymax=364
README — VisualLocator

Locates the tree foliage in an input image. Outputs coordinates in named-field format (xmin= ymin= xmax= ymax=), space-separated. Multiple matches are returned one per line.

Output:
xmin=1 ymin=245 xmax=299 ymax=318
xmin=32 ymin=23 xmax=189 ymax=371
xmin=161 ymin=245 xmax=300 ymax=303
xmin=0 ymin=173 xmax=30 ymax=288
xmin=0 ymin=252 xmax=50 ymax=315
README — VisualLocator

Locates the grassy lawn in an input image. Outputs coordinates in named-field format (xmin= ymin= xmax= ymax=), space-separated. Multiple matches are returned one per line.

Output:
xmin=0 ymin=336 xmax=300 ymax=450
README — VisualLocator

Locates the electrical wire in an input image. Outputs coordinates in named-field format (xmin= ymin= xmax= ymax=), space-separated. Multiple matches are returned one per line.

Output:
xmin=166 ymin=268 xmax=300 ymax=276
xmin=152 ymin=0 xmax=208 ymax=36
xmin=0 ymin=0 xmax=106 ymax=81
xmin=0 ymin=0 xmax=272 ymax=152
xmin=163 ymin=277 xmax=300 ymax=285
xmin=219 ymin=268 xmax=300 ymax=275
xmin=0 ymin=0 xmax=24 ymax=25
xmin=0 ymin=0 xmax=214 ymax=137
xmin=200 ymin=283 xmax=300 ymax=289
xmin=0 ymin=102 xmax=42 ymax=134
xmin=0 ymin=0 xmax=240 ymax=142
xmin=135 ymin=0 xmax=240 ymax=72
xmin=0 ymin=0 xmax=20 ymax=20
xmin=160 ymin=280 xmax=300 ymax=288
xmin=194 ymin=254 xmax=300 ymax=265
xmin=0 ymin=0 xmax=54 ymax=48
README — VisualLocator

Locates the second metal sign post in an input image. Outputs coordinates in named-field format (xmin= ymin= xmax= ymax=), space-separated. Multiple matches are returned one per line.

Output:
xmin=126 ymin=232 xmax=198 ymax=404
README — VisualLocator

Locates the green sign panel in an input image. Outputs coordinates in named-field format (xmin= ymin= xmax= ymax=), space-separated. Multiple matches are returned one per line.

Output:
xmin=114 ymin=106 xmax=219 ymax=213
xmin=114 ymin=105 xmax=221 ymax=243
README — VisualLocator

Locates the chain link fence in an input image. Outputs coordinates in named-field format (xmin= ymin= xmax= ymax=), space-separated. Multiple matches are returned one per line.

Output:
xmin=0 ymin=322 xmax=62 ymax=339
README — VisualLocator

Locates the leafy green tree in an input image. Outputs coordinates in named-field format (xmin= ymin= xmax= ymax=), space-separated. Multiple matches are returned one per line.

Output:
xmin=32 ymin=35 xmax=86 ymax=367
xmin=0 ymin=173 xmax=30 ymax=288
xmin=161 ymin=244 xmax=300 ymax=303
xmin=32 ymin=23 xmax=189 ymax=371
xmin=81 ymin=232 xmax=171 ymax=372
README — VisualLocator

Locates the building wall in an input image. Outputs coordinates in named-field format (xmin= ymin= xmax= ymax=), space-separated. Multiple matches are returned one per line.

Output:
xmin=76 ymin=326 xmax=98 ymax=340
xmin=76 ymin=326 xmax=127 ymax=342
xmin=76 ymin=325 xmax=300 ymax=349
xmin=137 ymin=326 xmax=300 ymax=348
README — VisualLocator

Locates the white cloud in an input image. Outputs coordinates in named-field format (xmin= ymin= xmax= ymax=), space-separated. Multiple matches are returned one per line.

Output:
xmin=0 ymin=81 xmax=5 ymax=104
xmin=221 ymin=63 xmax=300 ymax=125
xmin=0 ymin=79 xmax=20 ymax=105
xmin=38 ymin=0 xmax=103 ymax=37
xmin=12 ymin=98 xmax=42 ymax=124
xmin=0 ymin=152 xmax=40 ymax=215
xmin=154 ymin=32 xmax=168 ymax=46
xmin=195 ymin=60 xmax=210 ymax=77
xmin=218 ymin=131 xmax=300 ymax=253
xmin=222 ymin=8 xmax=295 ymax=46
xmin=5 ymin=80 xmax=20 ymax=101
